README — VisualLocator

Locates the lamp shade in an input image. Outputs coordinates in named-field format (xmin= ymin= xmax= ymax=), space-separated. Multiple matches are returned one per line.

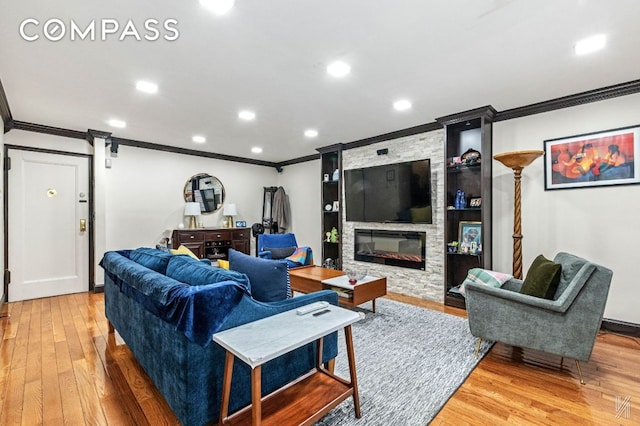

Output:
xmin=184 ymin=202 xmax=201 ymax=216
xmin=223 ymin=203 xmax=237 ymax=216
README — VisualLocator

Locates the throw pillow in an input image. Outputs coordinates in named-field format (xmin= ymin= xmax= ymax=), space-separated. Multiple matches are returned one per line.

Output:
xmin=218 ymin=259 xmax=230 ymax=270
xmin=263 ymin=246 xmax=297 ymax=260
xmin=229 ymin=249 xmax=290 ymax=302
xmin=520 ymin=254 xmax=562 ymax=299
xmin=170 ymin=245 xmax=199 ymax=260
xmin=460 ymin=268 xmax=512 ymax=296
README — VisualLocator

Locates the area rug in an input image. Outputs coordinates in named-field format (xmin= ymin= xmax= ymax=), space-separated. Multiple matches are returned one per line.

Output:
xmin=315 ymin=298 xmax=493 ymax=425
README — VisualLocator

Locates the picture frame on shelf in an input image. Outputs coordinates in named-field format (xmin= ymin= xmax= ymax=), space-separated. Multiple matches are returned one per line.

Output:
xmin=458 ymin=221 xmax=481 ymax=246
xmin=469 ymin=197 xmax=482 ymax=207
xmin=332 ymin=201 xmax=339 ymax=211
xmin=544 ymin=124 xmax=640 ymax=190
xmin=235 ymin=221 xmax=247 ymax=227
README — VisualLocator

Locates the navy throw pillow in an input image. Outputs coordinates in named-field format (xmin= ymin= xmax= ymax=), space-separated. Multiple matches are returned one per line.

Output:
xmin=263 ymin=246 xmax=296 ymax=259
xmin=166 ymin=254 xmax=251 ymax=291
xmin=228 ymin=249 xmax=290 ymax=302
xmin=129 ymin=247 xmax=172 ymax=274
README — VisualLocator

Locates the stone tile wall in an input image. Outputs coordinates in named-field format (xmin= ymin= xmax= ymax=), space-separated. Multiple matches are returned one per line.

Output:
xmin=342 ymin=129 xmax=445 ymax=302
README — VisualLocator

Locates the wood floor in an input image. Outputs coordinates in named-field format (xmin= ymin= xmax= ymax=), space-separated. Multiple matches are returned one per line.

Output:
xmin=0 ymin=292 xmax=638 ymax=425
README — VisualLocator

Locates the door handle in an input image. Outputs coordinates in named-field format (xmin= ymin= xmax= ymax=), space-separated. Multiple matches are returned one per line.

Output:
xmin=80 ymin=219 xmax=87 ymax=232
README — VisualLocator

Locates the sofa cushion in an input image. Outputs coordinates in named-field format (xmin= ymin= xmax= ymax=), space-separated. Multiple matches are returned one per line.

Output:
xmin=263 ymin=246 xmax=296 ymax=259
xmin=129 ymin=247 xmax=172 ymax=274
xmin=229 ymin=248 xmax=290 ymax=302
xmin=520 ymin=254 xmax=561 ymax=299
xmin=460 ymin=268 xmax=512 ymax=296
xmin=166 ymin=254 xmax=250 ymax=291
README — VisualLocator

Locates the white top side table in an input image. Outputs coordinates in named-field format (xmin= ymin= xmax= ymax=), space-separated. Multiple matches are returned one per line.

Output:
xmin=321 ymin=275 xmax=387 ymax=313
xmin=213 ymin=305 xmax=363 ymax=425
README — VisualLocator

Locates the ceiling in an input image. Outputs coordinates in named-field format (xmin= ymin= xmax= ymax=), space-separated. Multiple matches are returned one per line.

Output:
xmin=1 ymin=0 xmax=639 ymax=163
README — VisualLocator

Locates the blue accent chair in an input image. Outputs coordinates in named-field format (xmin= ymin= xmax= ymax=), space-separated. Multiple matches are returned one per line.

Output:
xmin=257 ymin=233 xmax=314 ymax=268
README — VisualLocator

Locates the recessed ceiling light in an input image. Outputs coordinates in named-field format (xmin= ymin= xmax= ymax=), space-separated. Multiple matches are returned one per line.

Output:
xmin=327 ymin=61 xmax=351 ymax=78
xmin=393 ymin=99 xmax=412 ymax=111
xmin=108 ymin=119 xmax=126 ymax=128
xmin=199 ymin=0 xmax=235 ymax=15
xmin=192 ymin=135 xmax=206 ymax=144
xmin=575 ymin=34 xmax=606 ymax=55
xmin=136 ymin=80 xmax=158 ymax=94
xmin=251 ymin=147 xmax=263 ymax=154
xmin=304 ymin=129 xmax=319 ymax=138
xmin=239 ymin=110 xmax=256 ymax=121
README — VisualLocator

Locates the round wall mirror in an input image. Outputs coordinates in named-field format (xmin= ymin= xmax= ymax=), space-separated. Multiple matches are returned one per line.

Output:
xmin=183 ymin=173 xmax=225 ymax=214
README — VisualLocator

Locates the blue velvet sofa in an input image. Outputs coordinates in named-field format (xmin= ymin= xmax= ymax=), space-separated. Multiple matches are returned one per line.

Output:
xmin=101 ymin=248 xmax=338 ymax=426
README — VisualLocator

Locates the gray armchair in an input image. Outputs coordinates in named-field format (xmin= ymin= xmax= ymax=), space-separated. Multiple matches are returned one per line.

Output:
xmin=465 ymin=252 xmax=612 ymax=383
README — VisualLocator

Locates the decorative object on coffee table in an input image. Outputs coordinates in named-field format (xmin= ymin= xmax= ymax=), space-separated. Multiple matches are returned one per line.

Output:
xmin=345 ymin=268 xmax=367 ymax=285
xmin=493 ymin=149 xmax=544 ymax=279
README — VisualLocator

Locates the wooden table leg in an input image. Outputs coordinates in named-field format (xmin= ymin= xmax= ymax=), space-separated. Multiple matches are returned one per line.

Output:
xmin=316 ymin=337 xmax=324 ymax=370
xmin=372 ymin=298 xmax=376 ymax=313
xmin=344 ymin=325 xmax=361 ymax=418
xmin=251 ymin=366 xmax=262 ymax=425
xmin=219 ymin=351 xmax=234 ymax=425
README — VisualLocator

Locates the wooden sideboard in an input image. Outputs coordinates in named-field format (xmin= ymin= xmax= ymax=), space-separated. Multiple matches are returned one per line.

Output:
xmin=171 ymin=228 xmax=251 ymax=260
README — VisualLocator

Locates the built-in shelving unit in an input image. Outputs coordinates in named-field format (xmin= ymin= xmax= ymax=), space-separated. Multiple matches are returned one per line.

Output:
xmin=437 ymin=107 xmax=496 ymax=308
xmin=318 ymin=144 xmax=344 ymax=269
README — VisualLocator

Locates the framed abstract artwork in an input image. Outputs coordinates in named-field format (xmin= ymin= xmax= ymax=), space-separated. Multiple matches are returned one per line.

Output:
xmin=544 ymin=124 xmax=639 ymax=190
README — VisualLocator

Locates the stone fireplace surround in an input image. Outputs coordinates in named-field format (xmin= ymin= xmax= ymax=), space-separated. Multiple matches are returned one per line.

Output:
xmin=341 ymin=129 xmax=445 ymax=302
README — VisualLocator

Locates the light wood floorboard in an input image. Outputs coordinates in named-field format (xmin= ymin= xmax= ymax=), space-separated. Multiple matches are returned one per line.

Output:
xmin=0 ymin=291 xmax=638 ymax=425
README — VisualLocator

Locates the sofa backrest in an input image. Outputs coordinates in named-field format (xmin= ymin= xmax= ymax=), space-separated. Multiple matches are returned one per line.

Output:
xmin=166 ymin=254 xmax=251 ymax=291
xmin=129 ymin=247 xmax=172 ymax=274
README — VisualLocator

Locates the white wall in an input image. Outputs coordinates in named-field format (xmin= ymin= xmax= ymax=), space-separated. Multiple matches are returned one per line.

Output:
xmin=493 ymin=92 xmax=640 ymax=324
xmin=104 ymin=145 xmax=277 ymax=251
xmin=276 ymin=159 xmax=322 ymax=262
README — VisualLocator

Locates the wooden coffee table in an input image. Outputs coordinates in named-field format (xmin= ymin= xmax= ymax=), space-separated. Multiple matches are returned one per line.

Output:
xmin=289 ymin=266 xmax=387 ymax=312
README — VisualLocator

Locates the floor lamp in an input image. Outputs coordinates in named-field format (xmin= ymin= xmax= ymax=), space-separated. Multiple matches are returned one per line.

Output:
xmin=493 ymin=150 xmax=544 ymax=279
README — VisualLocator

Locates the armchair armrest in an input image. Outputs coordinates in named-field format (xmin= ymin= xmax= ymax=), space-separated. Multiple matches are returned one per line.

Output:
xmin=465 ymin=261 xmax=596 ymax=314
xmin=465 ymin=282 xmax=568 ymax=313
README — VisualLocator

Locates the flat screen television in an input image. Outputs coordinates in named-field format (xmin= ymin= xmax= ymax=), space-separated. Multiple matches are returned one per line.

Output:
xmin=344 ymin=159 xmax=432 ymax=224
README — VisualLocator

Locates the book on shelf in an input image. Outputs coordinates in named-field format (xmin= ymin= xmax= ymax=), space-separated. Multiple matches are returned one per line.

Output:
xmin=330 ymin=287 xmax=353 ymax=299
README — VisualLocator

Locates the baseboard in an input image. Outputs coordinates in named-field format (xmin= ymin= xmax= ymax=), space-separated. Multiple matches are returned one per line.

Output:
xmin=601 ymin=318 xmax=640 ymax=337
xmin=94 ymin=285 xmax=105 ymax=294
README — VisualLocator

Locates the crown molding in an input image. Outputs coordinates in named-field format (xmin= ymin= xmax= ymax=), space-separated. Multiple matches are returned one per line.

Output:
xmin=0 ymin=79 xmax=14 ymax=133
xmin=494 ymin=79 xmax=640 ymax=122
xmin=436 ymin=105 xmax=497 ymax=126
xmin=277 ymin=153 xmax=321 ymax=168
xmin=111 ymin=137 xmax=279 ymax=168
xmin=13 ymin=120 xmax=87 ymax=139
xmin=4 ymin=79 xmax=640 ymax=167
xmin=343 ymin=122 xmax=443 ymax=151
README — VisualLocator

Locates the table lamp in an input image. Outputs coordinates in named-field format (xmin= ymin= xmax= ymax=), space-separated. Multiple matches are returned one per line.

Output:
xmin=223 ymin=203 xmax=237 ymax=228
xmin=184 ymin=202 xmax=201 ymax=229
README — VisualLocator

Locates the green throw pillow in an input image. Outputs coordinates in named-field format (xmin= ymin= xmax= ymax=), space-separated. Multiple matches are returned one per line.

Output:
xmin=520 ymin=255 xmax=562 ymax=299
